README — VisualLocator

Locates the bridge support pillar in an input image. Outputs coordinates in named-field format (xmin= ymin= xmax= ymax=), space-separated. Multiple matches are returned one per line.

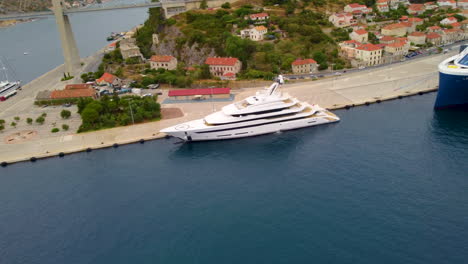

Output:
xmin=52 ymin=0 xmax=81 ymax=74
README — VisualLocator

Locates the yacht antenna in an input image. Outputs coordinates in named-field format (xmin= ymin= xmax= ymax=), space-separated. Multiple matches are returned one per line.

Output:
xmin=269 ymin=75 xmax=284 ymax=96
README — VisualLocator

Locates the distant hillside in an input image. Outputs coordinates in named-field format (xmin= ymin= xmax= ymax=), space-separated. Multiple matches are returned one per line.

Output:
xmin=0 ymin=0 xmax=52 ymax=13
xmin=0 ymin=0 xmax=97 ymax=14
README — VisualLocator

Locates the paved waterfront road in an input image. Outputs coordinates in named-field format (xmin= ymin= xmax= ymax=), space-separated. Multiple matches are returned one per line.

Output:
xmin=0 ymin=49 xmax=458 ymax=163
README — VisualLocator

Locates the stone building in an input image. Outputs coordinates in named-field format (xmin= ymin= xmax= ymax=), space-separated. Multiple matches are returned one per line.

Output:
xmin=149 ymin=55 xmax=178 ymax=70
xmin=291 ymin=59 xmax=318 ymax=74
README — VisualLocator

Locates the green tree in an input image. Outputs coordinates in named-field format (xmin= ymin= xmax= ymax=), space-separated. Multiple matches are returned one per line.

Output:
xmin=221 ymin=2 xmax=231 ymax=9
xmin=0 ymin=125 xmax=4 ymax=132
xmin=41 ymin=113 xmax=47 ymax=117
xmin=0 ymin=119 xmax=5 ymax=125
xmin=200 ymin=64 xmax=212 ymax=79
xmin=61 ymin=110 xmax=71 ymax=119
xmin=368 ymin=32 xmax=379 ymax=44
xmin=10 ymin=122 xmax=16 ymax=127
xmin=36 ymin=116 xmax=45 ymax=125
xmin=51 ymin=128 xmax=59 ymax=133
xmin=14 ymin=116 xmax=20 ymax=121
xmin=81 ymin=108 xmax=100 ymax=124
xmin=200 ymin=0 xmax=208 ymax=9
xmin=26 ymin=118 xmax=33 ymax=124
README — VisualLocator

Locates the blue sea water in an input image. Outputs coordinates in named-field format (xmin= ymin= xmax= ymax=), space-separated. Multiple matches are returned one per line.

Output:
xmin=1 ymin=93 xmax=467 ymax=264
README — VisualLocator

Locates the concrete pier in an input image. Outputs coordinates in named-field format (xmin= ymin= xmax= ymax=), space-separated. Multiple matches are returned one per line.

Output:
xmin=0 ymin=50 xmax=457 ymax=165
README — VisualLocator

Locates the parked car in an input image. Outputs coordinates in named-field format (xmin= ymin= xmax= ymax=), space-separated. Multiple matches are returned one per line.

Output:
xmin=318 ymin=75 xmax=324 ymax=78
xmin=62 ymin=103 xmax=72 ymax=107
xmin=147 ymin=84 xmax=160 ymax=89
xmin=358 ymin=66 xmax=365 ymax=70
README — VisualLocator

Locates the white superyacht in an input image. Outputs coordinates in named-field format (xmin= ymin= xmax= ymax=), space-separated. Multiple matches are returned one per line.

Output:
xmin=161 ymin=76 xmax=340 ymax=141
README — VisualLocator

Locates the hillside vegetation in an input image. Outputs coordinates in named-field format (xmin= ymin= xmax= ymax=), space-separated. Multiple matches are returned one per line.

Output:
xmin=135 ymin=1 xmax=350 ymax=79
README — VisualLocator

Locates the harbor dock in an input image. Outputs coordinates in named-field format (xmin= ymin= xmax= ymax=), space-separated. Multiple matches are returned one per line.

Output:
xmin=0 ymin=49 xmax=456 ymax=165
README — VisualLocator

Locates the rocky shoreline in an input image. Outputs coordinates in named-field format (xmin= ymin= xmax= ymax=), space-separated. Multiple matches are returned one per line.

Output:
xmin=0 ymin=18 xmax=37 ymax=28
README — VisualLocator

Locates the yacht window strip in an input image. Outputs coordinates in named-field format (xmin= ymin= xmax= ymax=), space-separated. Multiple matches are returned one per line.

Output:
xmin=212 ymin=108 xmax=311 ymax=125
xmin=196 ymin=114 xmax=316 ymax=134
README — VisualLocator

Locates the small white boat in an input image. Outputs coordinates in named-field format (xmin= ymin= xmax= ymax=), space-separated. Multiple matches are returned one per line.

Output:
xmin=23 ymin=52 xmax=29 ymax=55
xmin=161 ymin=76 xmax=340 ymax=141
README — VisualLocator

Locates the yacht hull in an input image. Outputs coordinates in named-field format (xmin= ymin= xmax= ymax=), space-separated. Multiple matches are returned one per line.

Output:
xmin=164 ymin=115 xmax=339 ymax=141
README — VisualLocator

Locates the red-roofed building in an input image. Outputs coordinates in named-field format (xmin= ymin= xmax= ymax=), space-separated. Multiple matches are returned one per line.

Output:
xmin=427 ymin=25 xmax=442 ymax=32
xmin=382 ymin=23 xmax=408 ymax=36
xmin=400 ymin=15 xmax=409 ymax=22
xmin=168 ymin=88 xmax=231 ymax=100
xmin=205 ymin=57 xmax=242 ymax=78
xmin=408 ymin=31 xmax=427 ymax=45
xmin=385 ymin=40 xmax=409 ymax=57
xmin=440 ymin=16 xmax=457 ymax=25
xmin=247 ymin=13 xmax=269 ymax=21
xmin=380 ymin=35 xmax=397 ymax=44
xmin=451 ymin=22 xmax=461 ymax=29
xmin=291 ymin=59 xmax=318 ymax=74
xmin=462 ymin=20 xmax=468 ymax=31
xmin=355 ymin=44 xmax=383 ymax=66
xmin=437 ymin=0 xmax=456 ymax=9
xmin=442 ymin=28 xmax=464 ymax=44
xmin=328 ymin=13 xmax=356 ymax=27
xmin=458 ymin=0 xmax=468 ymax=9
xmin=339 ymin=40 xmax=362 ymax=58
xmin=50 ymin=88 xmax=97 ymax=100
xmin=65 ymin=84 xmax=93 ymax=90
xmin=424 ymin=1 xmax=438 ymax=10
xmin=350 ymin=29 xmax=369 ymax=42
xmin=96 ymin=72 xmax=122 ymax=87
xmin=408 ymin=4 xmax=425 ymax=15
xmin=377 ymin=0 xmax=390 ymax=12
xmin=408 ymin=17 xmax=424 ymax=26
xmin=106 ymin=42 xmax=117 ymax=52
xmin=426 ymin=32 xmax=442 ymax=45
xmin=344 ymin=3 xmax=368 ymax=13
xmin=149 ymin=55 xmax=178 ymax=70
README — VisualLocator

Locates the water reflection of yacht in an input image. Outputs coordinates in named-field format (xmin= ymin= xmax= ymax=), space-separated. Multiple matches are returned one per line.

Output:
xmin=161 ymin=76 xmax=340 ymax=141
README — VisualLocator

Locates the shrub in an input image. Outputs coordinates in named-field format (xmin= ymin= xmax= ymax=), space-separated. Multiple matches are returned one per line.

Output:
xmin=36 ymin=116 xmax=45 ymax=125
xmin=10 ymin=122 xmax=16 ymax=127
xmin=0 ymin=119 xmax=5 ymax=125
xmin=0 ymin=125 xmax=4 ymax=132
xmin=26 ymin=118 xmax=33 ymax=124
xmin=14 ymin=116 xmax=20 ymax=121
xmin=221 ymin=2 xmax=231 ymax=9
xmin=61 ymin=110 xmax=71 ymax=119
xmin=62 ymin=124 xmax=69 ymax=131
xmin=51 ymin=128 xmax=59 ymax=133
xmin=41 ymin=113 xmax=47 ymax=117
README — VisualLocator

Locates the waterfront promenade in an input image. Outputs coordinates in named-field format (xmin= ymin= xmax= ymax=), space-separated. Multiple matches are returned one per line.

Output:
xmin=0 ymin=50 xmax=455 ymax=164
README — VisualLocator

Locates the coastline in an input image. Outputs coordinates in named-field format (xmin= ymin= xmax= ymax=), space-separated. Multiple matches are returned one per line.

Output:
xmin=0 ymin=18 xmax=39 ymax=28
xmin=0 ymin=86 xmax=438 ymax=167
xmin=0 ymin=44 xmax=460 ymax=166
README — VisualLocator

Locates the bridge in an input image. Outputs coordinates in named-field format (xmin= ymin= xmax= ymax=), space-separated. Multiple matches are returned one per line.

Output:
xmin=0 ymin=0 xmax=228 ymax=74
xmin=0 ymin=1 xmax=163 ymax=20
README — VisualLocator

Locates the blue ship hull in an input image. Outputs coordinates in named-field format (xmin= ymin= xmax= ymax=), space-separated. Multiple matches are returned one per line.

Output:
xmin=434 ymin=72 xmax=468 ymax=110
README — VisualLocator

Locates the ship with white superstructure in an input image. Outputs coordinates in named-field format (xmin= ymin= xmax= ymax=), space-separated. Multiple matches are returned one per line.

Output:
xmin=161 ymin=76 xmax=340 ymax=141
